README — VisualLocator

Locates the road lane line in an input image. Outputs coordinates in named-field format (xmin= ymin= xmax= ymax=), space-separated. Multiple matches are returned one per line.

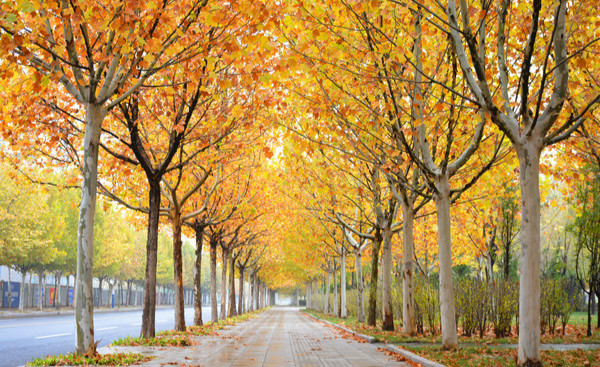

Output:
xmin=156 ymin=320 xmax=167 ymax=323
xmin=96 ymin=326 xmax=117 ymax=331
xmin=35 ymin=333 xmax=72 ymax=339
xmin=0 ymin=320 xmax=72 ymax=329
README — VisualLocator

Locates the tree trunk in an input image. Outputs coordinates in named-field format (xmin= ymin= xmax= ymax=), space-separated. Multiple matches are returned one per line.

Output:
xmin=341 ymin=248 xmax=347 ymax=318
xmin=118 ymin=281 xmax=122 ymax=307
xmin=485 ymin=225 xmax=496 ymax=283
xmin=381 ymin=223 xmax=394 ymax=331
xmin=401 ymin=201 xmax=416 ymax=335
xmin=503 ymin=236 xmax=511 ymax=280
xmin=29 ymin=273 xmax=33 ymax=308
xmin=228 ymin=252 xmax=236 ymax=317
xmin=108 ymin=281 xmax=114 ymax=308
xmin=98 ymin=278 xmax=104 ymax=308
xmin=54 ymin=272 xmax=60 ymax=307
xmin=367 ymin=229 xmax=382 ymax=326
xmin=172 ymin=212 xmax=186 ymax=331
xmin=333 ymin=262 xmax=338 ymax=315
xmin=238 ymin=267 xmax=245 ymax=315
xmin=253 ymin=273 xmax=258 ymax=310
xmin=141 ymin=181 xmax=161 ymax=338
xmin=220 ymin=246 xmax=229 ymax=319
xmin=38 ymin=269 xmax=44 ymax=310
xmin=306 ymin=281 xmax=312 ymax=309
xmin=7 ymin=268 xmax=12 ymax=309
xmin=193 ymin=225 xmax=204 ymax=326
xmin=258 ymin=282 xmax=262 ymax=309
xmin=209 ymin=239 xmax=218 ymax=322
xmin=516 ymin=146 xmax=542 ymax=366
xmin=355 ymin=251 xmax=365 ymax=322
xmin=325 ymin=270 xmax=331 ymax=314
xmin=435 ymin=174 xmax=458 ymax=350
xmin=19 ymin=270 xmax=26 ymax=311
xmin=127 ymin=280 xmax=132 ymax=307
xmin=249 ymin=272 xmax=255 ymax=312
xmin=596 ymin=290 xmax=600 ymax=328
xmin=74 ymin=103 xmax=106 ymax=355
xmin=587 ymin=288 xmax=593 ymax=337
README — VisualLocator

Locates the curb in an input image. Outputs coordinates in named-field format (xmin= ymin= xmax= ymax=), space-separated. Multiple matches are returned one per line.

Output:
xmin=301 ymin=309 xmax=446 ymax=367
xmin=384 ymin=344 xmax=447 ymax=367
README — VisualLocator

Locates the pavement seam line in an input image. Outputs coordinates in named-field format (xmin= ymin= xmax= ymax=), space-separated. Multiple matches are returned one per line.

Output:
xmin=301 ymin=310 xmax=446 ymax=367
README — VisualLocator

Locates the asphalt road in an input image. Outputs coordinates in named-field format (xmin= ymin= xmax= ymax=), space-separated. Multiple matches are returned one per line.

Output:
xmin=0 ymin=306 xmax=214 ymax=367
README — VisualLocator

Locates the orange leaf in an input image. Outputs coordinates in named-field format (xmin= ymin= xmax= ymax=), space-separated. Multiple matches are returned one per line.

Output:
xmin=174 ymin=123 xmax=185 ymax=133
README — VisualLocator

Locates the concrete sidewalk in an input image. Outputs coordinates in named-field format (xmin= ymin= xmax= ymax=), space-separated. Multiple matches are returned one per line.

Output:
xmin=102 ymin=307 xmax=408 ymax=367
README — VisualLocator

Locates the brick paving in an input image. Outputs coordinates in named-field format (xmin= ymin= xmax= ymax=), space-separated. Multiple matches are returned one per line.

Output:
xmin=102 ymin=307 xmax=407 ymax=367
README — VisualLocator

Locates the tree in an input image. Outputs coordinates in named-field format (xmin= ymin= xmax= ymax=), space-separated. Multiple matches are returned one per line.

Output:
xmin=1 ymin=0 xmax=214 ymax=354
xmin=236 ymin=242 xmax=265 ymax=315
xmin=0 ymin=167 xmax=54 ymax=310
xmin=497 ymin=180 xmax=520 ymax=280
xmin=161 ymin=162 xmax=214 ymax=331
xmin=572 ymin=169 xmax=600 ymax=336
xmin=445 ymin=0 xmax=600 ymax=363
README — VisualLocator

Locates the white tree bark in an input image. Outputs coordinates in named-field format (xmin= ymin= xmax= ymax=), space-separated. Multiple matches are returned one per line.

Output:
xmin=401 ymin=201 xmax=416 ymax=335
xmin=253 ymin=274 xmax=258 ymax=310
xmin=517 ymin=144 xmax=542 ymax=364
xmin=220 ymin=248 xmax=228 ymax=319
xmin=75 ymin=104 xmax=106 ymax=355
xmin=338 ymin=217 xmax=371 ymax=323
xmin=435 ymin=175 xmax=458 ymax=350
xmin=355 ymin=251 xmax=365 ymax=322
xmin=333 ymin=261 xmax=338 ymax=315
xmin=340 ymin=248 xmax=347 ymax=318
xmin=306 ymin=281 xmax=312 ymax=309
xmin=381 ymin=224 xmax=394 ymax=330
xmin=56 ymin=274 xmax=62 ymax=308
xmin=38 ymin=270 xmax=43 ymax=310
xmin=325 ymin=270 xmax=331 ymax=314
xmin=18 ymin=270 xmax=26 ymax=311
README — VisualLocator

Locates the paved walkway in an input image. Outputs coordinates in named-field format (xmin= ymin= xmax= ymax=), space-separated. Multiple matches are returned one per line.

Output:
xmin=102 ymin=307 xmax=407 ymax=367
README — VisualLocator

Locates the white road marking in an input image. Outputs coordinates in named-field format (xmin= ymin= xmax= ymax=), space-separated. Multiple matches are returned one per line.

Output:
xmin=35 ymin=333 xmax=72 ymax=339
xmin=156 ymin=320 xmax=167 ymax=323
xmin=0 ymin=320 xmax=71 ymax=329
xmin=132 ymin=322 xmax=142 ymax=326
xmin=96 ymin=326 xmax=117 ymax=331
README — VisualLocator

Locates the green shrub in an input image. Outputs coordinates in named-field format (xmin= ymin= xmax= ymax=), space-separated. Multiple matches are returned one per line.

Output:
xmin=455 ymin=278 xmax=489 ymax=337
xmin=414 ymin=276 xmax=439 ymax=335
xmin=541 ymin=277 xmax=580 ymax=335
xmin=392 ymin=275 xmax=403 ymax=325
xmin=490 ymin=279 xmax=518 ymax=337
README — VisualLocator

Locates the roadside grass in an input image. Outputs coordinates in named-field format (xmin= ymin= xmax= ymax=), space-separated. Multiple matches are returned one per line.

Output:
xmin=112 ymin=308 xmax=266 ymax=347
xmin=27 ymin=352 xmax=150 ymax=366
xmin=403 ymin=345 xmax=599 ymax=367
xmin=304 ymin=309 xmax=600 ymax=345
xmin=111 ymin=334 xmax=196 ymax=347
xmin=305 ymin=308 xmax=600 ymax=366
xmin=570 ymin=311 xmax=598 ymax=327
